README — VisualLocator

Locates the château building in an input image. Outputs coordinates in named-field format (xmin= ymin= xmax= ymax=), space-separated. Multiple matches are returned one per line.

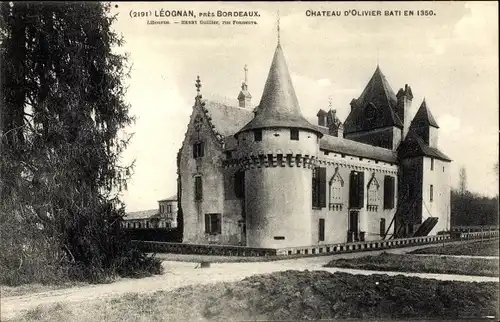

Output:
xmin=123 ymin=195 xmax=178 ymax=229
xmin=176 ymin=38 xmax=452 ymax=248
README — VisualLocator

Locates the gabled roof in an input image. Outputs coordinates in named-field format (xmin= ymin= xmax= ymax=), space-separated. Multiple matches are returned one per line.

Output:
xmin=398 ymin=130 xmax=451 ymax=162
xmin=201 ymin=100 xmax=254 ymax=136
xmin=237 ymin=44 xmax=322 ymax=136
xmin=411 ymin=99 xmax=439 ymax=128
xmin=124 ymin=209 xmax=158 ymax=220
xmin=319 ymin=134 xmax=397 ymax=163
xmin=344 ymin=66 xmax=403 ymax=134
xmin=197 ymin=100 xmax=254 ymax=151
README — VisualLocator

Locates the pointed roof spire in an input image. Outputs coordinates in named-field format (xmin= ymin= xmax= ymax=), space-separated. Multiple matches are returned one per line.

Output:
xmin=412 ymin=98 xmax=439 ymax=128
xmin=237 ymin=44 xmax=321 ymax=136
xmin=343 ymin=65 xmax=402 ymax=134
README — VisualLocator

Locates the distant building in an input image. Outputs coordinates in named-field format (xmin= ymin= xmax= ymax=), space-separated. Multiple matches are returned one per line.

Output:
xmin=158 ymin=195 xmax=179 ymax=228
xmin=123 ymin=195 xmax=178 ymax=229
xmin=177 ymin=36 xmax=452 ymax=248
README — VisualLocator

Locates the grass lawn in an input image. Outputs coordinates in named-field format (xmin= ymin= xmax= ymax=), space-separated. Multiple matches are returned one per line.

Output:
xmin=410 ymin=239 xmax=499 ymax=257
xmin=8 ymin=270 xmax=498 ymax=321
xmin=325 ymin=252 xmax=499 ymax=277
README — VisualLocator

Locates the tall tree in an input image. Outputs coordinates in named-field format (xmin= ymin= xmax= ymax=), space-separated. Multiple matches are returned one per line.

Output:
xmin=458 ymin=166 xmax=467 ymax=195
xmin=0 ymin=2 xmax=160 ymax=283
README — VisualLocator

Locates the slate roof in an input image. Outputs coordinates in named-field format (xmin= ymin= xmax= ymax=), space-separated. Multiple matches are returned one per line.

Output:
xmin=199 ymin=100 xmax=254 ymax=151
xmin=320 ymin=134 xmax=397 ymax=163
xmin=202 ymin=100 xmax=254 ymax=136
xmin=124 ymin=209 xmax=158 ymax=220
xmin=411 ymin=99 xmax=439 ymax=128
xmin=344 ymin=66 xmax=403 ymax=134
xmin=236 ymin=44 xmax=322 ymax=136
xmin=398 ymin=130 xmax=451 ymax=162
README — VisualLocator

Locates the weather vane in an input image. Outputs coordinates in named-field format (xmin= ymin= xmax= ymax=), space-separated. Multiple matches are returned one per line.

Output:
xmin=277 ymin=9 xmax=280 ymax=44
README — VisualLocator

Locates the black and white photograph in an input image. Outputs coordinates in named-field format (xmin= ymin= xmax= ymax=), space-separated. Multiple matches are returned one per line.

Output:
xmin=1 ymin=1 xmax=498 ymax=321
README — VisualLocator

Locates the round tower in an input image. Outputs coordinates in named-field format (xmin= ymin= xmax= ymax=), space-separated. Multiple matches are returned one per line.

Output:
xmin=234 ymin=44 xmax=323 ymax=248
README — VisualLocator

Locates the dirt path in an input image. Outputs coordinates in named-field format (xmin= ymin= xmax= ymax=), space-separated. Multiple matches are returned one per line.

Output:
xmin=2 ymin=243 xmax=498 ymax=320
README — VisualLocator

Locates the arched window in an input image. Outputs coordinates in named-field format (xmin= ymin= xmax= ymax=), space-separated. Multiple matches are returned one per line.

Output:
xmin=367 ymin=173 xmax=380 ymax=211
xmin=329 ymin=167 xmax=344 ymax=211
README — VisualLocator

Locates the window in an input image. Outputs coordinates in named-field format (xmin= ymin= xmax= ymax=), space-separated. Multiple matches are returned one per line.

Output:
xmin=254 ymin=130 xmax=262 ymax=142
xmin=383 ymin=176 xmax=395 ymax=209
xmin=329 ymin=169 xmax=344 ymax=211
xmin=166 ymin=204 xmax=172 ymax=214
xmin=225 ymin=151 xmax=232 ymax=159
xmin=319 ymin=219 xmax=325 ymax=242
xmin=195 ymin=176 xmax=203 ymax=201
xmin=290 ymin=129 xmax=299 ymax=141
xmin=312 ymin=167 xmax=327 ymax=208
xmin=380 ymin=218 xmax=386 ymax=237
xmin=274 ymin=236 xmax=285 ymax=240
xmin=430 ymin=184 xmax=433 ymax=202
xmin=443 ymin=166 xmax=445 ymax=172
xmin=367 ymin=175 xmax=380 ymax=207
xmin=193 ymin=142 xmax=204 ymax=158
xmin=430 ymin=158 xmax=434 ymax=171
xmin=234 ymin=171 xmax=245 ymax=198
xmin=349 ymin=171 xmax=365 ymax=209
xmin=205 ymin=213 xmax=221 ymax=234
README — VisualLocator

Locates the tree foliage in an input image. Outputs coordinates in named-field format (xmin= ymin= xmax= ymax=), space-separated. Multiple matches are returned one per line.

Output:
xmin=0 ymin=2 xmax=161 ymax=284
xmin=450 ymin=190 xmax=498 ymax=227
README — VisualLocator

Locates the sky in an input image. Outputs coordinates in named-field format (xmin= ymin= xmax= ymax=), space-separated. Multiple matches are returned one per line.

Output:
xmin=109 ymin=2 xmax=499 ymax=212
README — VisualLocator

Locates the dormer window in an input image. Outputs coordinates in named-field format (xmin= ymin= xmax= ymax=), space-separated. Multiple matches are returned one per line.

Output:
xmin=365 ymin=102 xmax=377 ymax=121
xmin=290 ymin=129 xmax=299 ymax=141
xmin=193 ymin=142 xmax=204 ymax=158
xmin=254 ymin=130 xmax=262 ymax=142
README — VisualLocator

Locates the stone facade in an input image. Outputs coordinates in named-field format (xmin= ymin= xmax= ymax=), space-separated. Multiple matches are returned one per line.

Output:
xmin=177 ymin=41 xmax=452 ymax=248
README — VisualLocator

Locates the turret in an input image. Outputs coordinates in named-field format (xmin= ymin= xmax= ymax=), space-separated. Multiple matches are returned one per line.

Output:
xmin=410 ymin=98 xmax=439 ymax=148
xmin=234 ymin=41 xmax=322 ymax=248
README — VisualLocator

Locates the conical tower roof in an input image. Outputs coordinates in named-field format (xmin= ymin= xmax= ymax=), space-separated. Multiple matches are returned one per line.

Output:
xmin=411 ymin=99 xmax=439 ymax=128
xmin=237 ymin=44 xmax=322 ymax=136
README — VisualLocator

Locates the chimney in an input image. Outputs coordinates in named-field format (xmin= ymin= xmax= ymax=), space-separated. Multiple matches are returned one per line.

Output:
xmin=350 ymin=99 xmax=357 ymax=111
xmin=396 ymin=84 xmax=413 ymax=140
xmin=316 ymin=109 xmax=327 ymax=126
xmin=337 ymin=123 xmax=344 ymax=138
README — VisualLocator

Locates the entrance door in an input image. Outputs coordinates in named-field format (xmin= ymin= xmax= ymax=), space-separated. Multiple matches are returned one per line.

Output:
xmin=348 ymin=211 xmax=359 ymax=242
